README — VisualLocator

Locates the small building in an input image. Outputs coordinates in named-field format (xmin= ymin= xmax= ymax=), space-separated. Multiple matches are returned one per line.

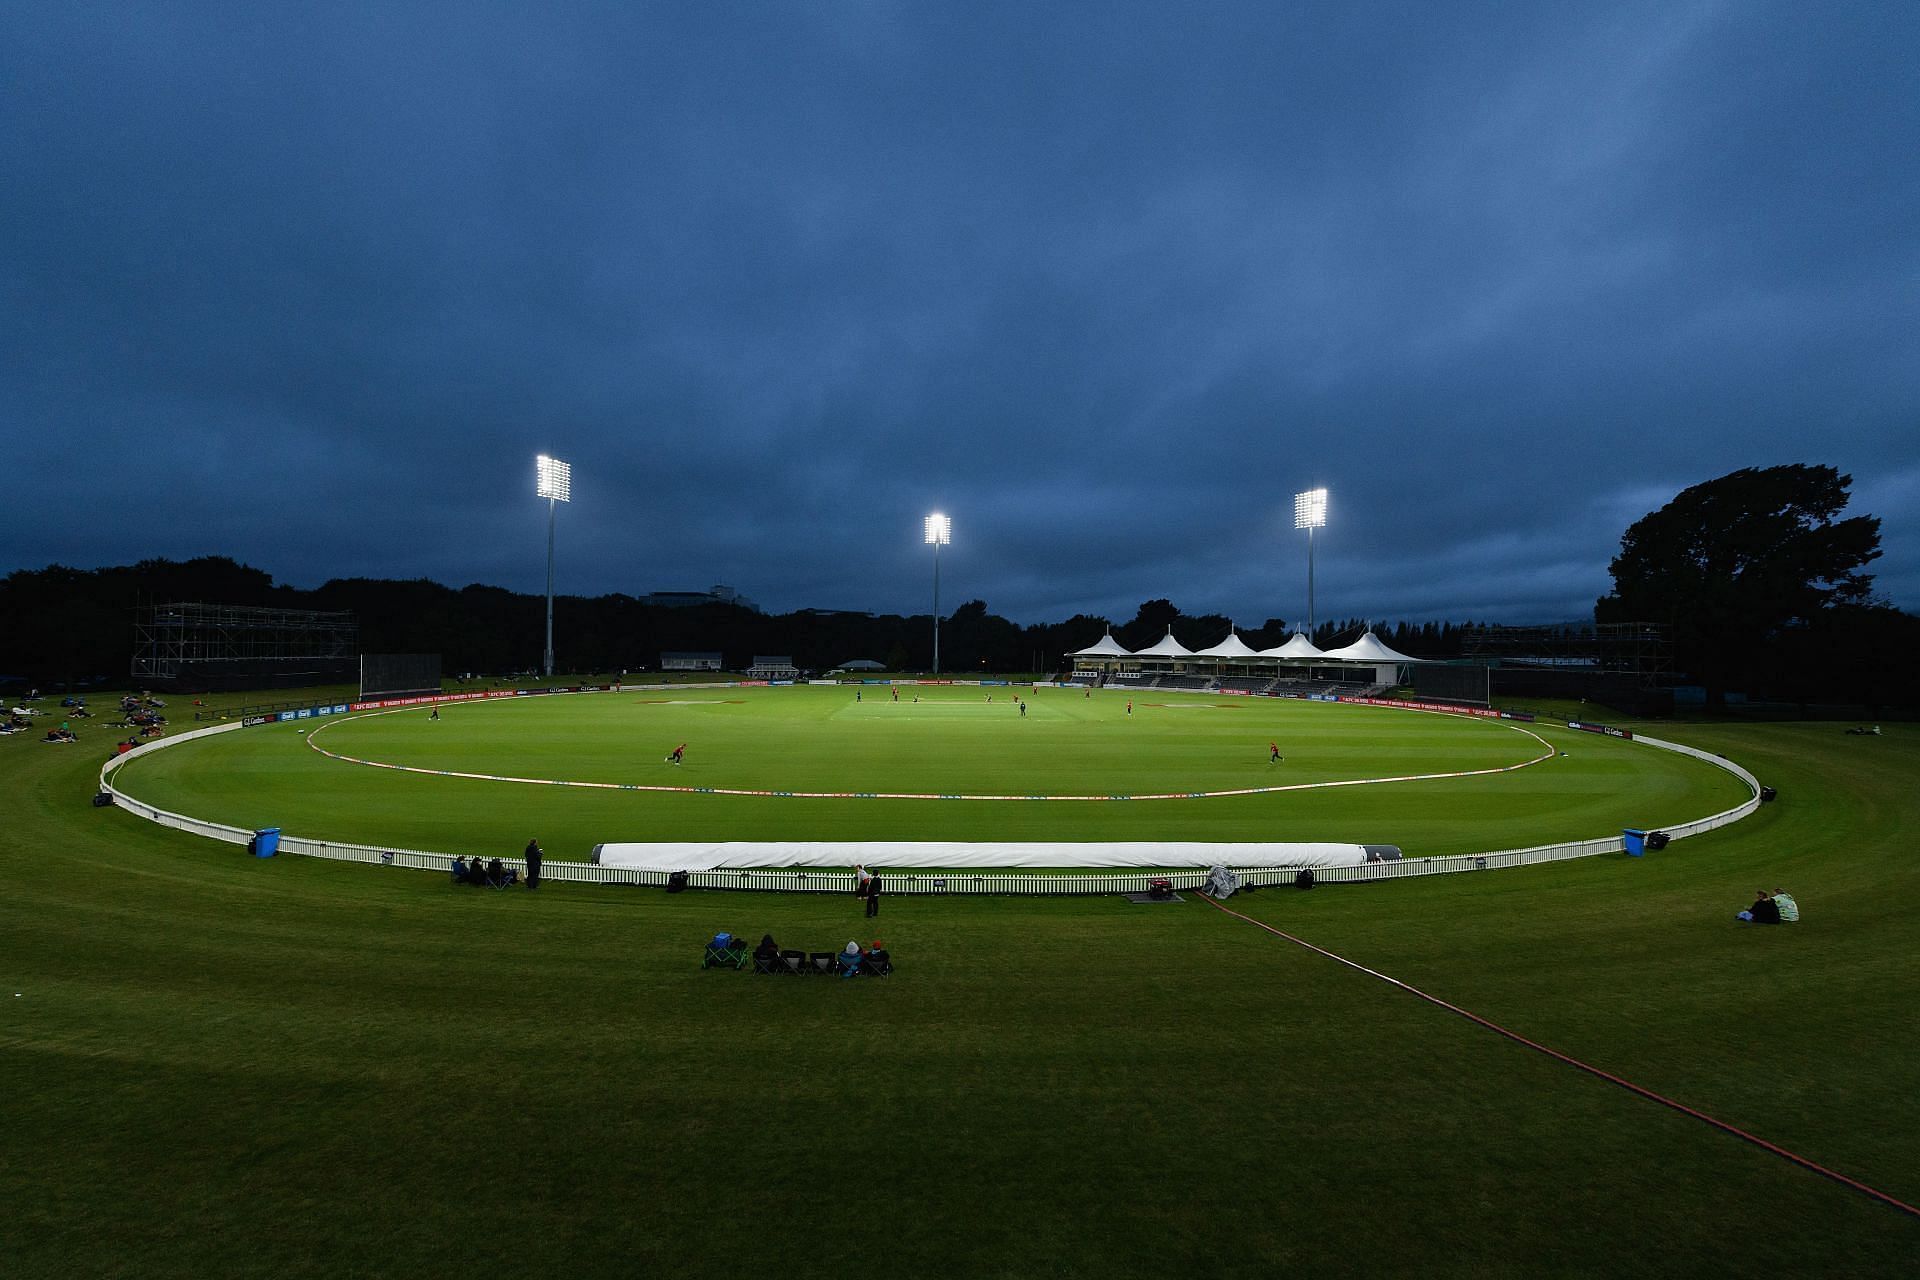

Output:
xmin=833 ymin=659 xmax=886 ymax=673
xmin=661 ymin=652 xmax=724 ymax=671
xmin=747 ymin=655 xmax=799 ymax=679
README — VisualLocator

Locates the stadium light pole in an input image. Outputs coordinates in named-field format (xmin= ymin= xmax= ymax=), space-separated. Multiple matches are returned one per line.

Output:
xmin=1294 ymin=487 xmax=1328 ymax=641
xmin=924 ymin=512 xmax=951 ymax=674
xmin=536 ymin=455 xmax=572 ymax=677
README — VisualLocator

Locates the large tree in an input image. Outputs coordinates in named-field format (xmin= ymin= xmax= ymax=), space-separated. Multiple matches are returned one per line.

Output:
xmin=1595 ymin=464 xmax=1881 ymax=698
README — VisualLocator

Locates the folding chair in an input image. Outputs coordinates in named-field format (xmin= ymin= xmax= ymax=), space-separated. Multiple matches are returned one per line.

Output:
xmin=808 ymin=951 xmax=836 ymax=975
xmin=864 ymin=949 xmax=893 ymax=976
xmin=702 ymin=936 xmax=749 ymax=969
xmin=778 ymin=949 xmax=806 ymax=975
xmin=836 ymin=951 xmax=863 ymax=979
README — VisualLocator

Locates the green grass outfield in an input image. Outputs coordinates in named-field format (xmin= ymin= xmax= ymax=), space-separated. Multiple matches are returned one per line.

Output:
xmin=108 ymin=684 xmax=1748 ymax=858
xmin=4 ymin=686 xmax=1918 ymax=1277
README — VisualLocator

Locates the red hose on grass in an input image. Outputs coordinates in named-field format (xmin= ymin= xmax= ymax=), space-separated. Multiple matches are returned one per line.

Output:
xmin=1197 ymin=892 xmax=1920 ymax=1222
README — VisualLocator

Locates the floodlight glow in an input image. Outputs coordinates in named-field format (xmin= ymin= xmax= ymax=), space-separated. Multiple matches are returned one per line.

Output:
xmin=1294 ymin=487 xmax=1327 ymax=530
xmin=536 ymin=455 xmax=572 ymax=503
xmin=924 ymin=512 xmax=951 ymax=545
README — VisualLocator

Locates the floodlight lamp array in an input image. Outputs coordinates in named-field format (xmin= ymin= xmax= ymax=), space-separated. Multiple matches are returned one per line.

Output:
xmin=1293 ymin=487 xmax=1327 ymax=530
xmin=924 ymin=512 xmax=951 ymax=545
xmin=536 ymin=455 xmax=572 ymax=503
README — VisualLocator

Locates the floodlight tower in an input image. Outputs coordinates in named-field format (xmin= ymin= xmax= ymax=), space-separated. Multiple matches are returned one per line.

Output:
xmin=924 ymin=512 xmax=951 ymax=674
xmin=1294 ymin=487 xmax=1328 ymax=641
xmin=536 ymin=454 xmax=572 ymax=677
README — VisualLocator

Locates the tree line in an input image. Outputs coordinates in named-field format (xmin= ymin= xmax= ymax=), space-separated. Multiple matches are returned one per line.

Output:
xmin=3 ymin=463 xmax=1912 ymax=707
xmin=0 ymin=558 xmax=1482 ymax=686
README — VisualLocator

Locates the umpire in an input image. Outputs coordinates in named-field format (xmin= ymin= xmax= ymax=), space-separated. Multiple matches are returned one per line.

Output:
xmin=863 ymin=868 xmax=882 ymax=918
xmin=524 ymin=838 xmax=543 ymax=890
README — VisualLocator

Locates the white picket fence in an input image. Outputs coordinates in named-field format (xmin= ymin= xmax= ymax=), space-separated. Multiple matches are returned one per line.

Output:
xmin=99 ymin=710 xmax=1763 ymax=895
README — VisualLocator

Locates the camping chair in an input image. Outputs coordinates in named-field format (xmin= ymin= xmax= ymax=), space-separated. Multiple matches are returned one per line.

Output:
xmin=702 ymin=933 xmax=749 ymax=969
xmin=836 ymin=951 xmax=863 ymax=979
xmin=752 ymin=948 xmax=779 ymax=975
xmin=808 ymin=951 xmax=836 ymax=975
xmin=778 ymin=949 xmax=807 ymax=975
xmin=864 ymin=949 xmax=892 ymax=976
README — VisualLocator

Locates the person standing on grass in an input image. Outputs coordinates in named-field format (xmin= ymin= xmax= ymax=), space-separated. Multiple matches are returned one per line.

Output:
xmin=1126 ymin=699 xmax=1132 ymax=716
xmin=524 ymin=838 xmax=543 ymax=890
xmin=864 ymin=869 xmax=882 ymax=918
xmin=1269 ymin=741 xmax=1282 ymax=763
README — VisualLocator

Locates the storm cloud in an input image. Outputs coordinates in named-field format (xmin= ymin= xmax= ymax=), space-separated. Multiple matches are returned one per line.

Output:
xmin=4 ymin=1 xmax=1915 ymax=625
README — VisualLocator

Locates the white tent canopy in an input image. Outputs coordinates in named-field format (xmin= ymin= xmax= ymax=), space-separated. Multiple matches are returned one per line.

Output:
xmin=1318 ymin=631 xmax=1421 ymax=664
xmin=1194 ymin=632 xmax=1261 ymax=659
xmin=1069 ymin=631 xmax=1133 ymax=658
xmin=1133 ymin=629 xmax=1196 ymax=659
xmin=1259 ymin=634 xmax=1326 ymax=660
xmin=1067 ymin=628 xmax=1420 ymax=668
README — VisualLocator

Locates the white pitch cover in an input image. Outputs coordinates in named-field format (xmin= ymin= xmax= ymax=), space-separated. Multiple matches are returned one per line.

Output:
xmin=591 ymin=841 xmax=1374 ymax=872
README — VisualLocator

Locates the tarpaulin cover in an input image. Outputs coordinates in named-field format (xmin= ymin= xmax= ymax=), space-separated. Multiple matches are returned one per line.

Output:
xmin=591 ymin=841 xmax=1375 ymax=871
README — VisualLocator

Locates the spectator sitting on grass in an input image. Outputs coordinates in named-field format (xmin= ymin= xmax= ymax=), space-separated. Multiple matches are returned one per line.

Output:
xmin=1738 ymin=890 xmax=1782 ymax=924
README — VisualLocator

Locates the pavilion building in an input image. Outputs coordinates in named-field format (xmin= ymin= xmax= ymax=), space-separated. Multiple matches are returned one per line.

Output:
xmin=1066 ymin=629 xmax=1423 ymax=693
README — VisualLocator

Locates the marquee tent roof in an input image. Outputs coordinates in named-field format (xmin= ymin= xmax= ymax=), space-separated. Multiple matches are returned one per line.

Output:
xmin=1069 ymin=631 xmax=1133 ymax=658
xmin=1194 ymin=632 xmax=1261 ymax=659
xmin=1133 ymin=629 xmax=1196 ymax=658
xmin=1259 ymin=634 xmax=1326 ymax=660
xmin=1067 ymin=628 xmax=1421 ymax=665
xmin=1319 ymin=631 xmax=1422 ymax=664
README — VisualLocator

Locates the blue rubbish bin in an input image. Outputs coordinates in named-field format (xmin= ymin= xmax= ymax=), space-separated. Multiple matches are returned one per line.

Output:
xmin=1622 ymin=828 xmax=1647 ymax=857
xmin=252 ymin=827 xmax=281 ymax=858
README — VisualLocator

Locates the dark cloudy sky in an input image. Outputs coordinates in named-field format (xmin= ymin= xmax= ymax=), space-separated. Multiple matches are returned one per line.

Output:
xmin=5 ymin=2 xmax=1916 ymax=626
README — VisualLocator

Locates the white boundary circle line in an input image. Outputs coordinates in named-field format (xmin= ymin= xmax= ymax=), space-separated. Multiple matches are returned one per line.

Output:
xmin=302 ymin=701 xmax=1560 ymax=803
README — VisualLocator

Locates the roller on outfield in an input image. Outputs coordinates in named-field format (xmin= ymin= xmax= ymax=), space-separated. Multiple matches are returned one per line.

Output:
xmin=591 ymin=841 xmax=1401 ymax=872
